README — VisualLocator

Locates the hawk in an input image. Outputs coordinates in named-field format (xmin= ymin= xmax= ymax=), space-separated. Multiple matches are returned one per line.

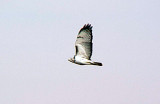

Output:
xmin=68 ymin=24 xmax=102 ymax=66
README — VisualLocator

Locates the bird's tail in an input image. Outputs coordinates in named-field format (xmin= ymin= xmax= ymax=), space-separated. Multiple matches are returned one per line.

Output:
xmin=91 ymin=62 xmax=103 ymax=66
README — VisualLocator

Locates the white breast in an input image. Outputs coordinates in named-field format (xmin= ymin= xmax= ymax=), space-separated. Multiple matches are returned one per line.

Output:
xmin=75 ymin=55 xmax=92 ymax=65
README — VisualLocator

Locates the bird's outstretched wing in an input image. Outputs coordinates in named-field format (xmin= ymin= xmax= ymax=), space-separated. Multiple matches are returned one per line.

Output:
xmin=75 ymin=24 xmax=93 ymax=59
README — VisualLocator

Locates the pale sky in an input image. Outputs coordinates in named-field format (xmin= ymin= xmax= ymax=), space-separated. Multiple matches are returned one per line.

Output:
xmin=0 ymin=0 xmax=160 ymax=104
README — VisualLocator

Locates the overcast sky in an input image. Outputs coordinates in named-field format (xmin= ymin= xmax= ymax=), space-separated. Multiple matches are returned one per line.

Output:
xmin=0 ymin=0 xmax=160 ymax=104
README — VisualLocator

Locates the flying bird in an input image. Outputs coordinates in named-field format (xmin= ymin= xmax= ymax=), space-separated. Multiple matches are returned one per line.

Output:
xmin=68 ymin=24 xmax=102 ymax=66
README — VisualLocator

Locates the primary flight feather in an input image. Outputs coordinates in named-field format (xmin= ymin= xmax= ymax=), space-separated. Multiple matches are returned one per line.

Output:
xmin=68 ymin=24 xmax=102 ymax=66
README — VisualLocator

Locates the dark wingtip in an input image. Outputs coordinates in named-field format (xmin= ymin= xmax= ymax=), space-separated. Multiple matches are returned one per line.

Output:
xmin=79 ymin=23 xmax=92 ymax=34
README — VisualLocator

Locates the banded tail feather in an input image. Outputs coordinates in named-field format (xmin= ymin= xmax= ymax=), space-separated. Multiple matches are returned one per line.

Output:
xmin=91 ymin=62 xmax=103 ymax=66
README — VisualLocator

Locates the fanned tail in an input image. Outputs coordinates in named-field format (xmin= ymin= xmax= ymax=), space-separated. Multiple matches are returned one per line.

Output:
xmin=91 ymin=62 xmax=103 ymax=66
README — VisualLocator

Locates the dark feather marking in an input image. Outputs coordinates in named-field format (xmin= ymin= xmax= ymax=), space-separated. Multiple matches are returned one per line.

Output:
xmin=78 ymin=24 xmax=93 ymax=34
xmin=75 ymin=46 xmax=78 ymax=55
xmin=77 ymin=36 xmax=84 ymax=38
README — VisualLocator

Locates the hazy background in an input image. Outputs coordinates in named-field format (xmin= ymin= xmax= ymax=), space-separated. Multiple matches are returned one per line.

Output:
xmin=0 ymin=0 xmax=160 ymax=104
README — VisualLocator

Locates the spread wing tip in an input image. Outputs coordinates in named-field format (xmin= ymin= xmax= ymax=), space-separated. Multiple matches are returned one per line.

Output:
xmin=79 ymin=23 xmax=92 ymax=34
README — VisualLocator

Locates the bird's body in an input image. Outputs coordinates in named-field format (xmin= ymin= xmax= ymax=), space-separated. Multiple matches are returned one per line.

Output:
xmin=68 ymin=24 xmax=102 ymax=66
xmin=74 ymin=55 xmax=92 ymax=65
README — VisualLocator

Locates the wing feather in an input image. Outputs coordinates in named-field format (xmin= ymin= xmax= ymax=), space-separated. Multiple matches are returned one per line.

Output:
xmin=75 ymin=24 xmax=93 ymax=59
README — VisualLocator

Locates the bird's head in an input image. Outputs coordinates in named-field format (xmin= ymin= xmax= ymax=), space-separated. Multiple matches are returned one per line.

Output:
xmin=68 ymin=58 xmax=75 ymax=63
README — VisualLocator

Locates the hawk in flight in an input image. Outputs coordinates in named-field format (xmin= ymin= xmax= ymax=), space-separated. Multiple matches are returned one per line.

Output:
xmin=68 ymin=24 xmax=102 ymax=66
